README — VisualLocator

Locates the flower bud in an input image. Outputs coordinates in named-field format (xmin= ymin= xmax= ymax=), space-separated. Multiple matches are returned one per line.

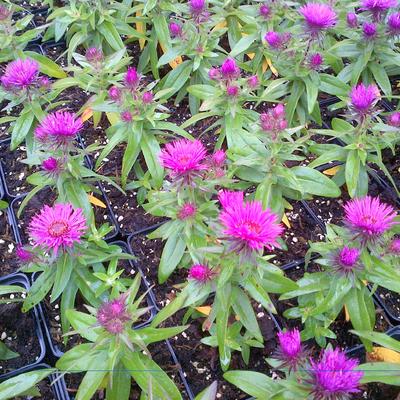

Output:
xmin=190 ymin=0 xmax=205 ymax=13
xmin=309 ymin=53 xmax=323 ymax=69
xmin=108 ymin=86 xmax=121 ymax=101
xmin=363 ymin=22 xmax=377 ymax=38
xmin=247 ymin=75 xmax=259 ymax=89
xmin=346 ymin=12 xmax=357 ymax=28
xmin=208 ymin=67 xmax=221 ymax=80
xmin=169 ymin=21 xmax=182 ymax=37
xmin=388 ymin=12 xmax=400 ymax=35
xmin=97 ymin=296 xmax=131 ymax=334
xmin=389 ymin=238 xmax=400 ymax=254
xmin=259 ymin=4 xmax=270 ymax=18
xmin=273 ymin=103 xmax=285 ymax=118
xmin=42 ymin=157 xmax=58 ymax=172
xmin=85 ymin=47 xmax=103 ymax=63
xmin=265 ymin=31 xmax=281 ymax=48
xmin=38 ymin=76 xmax=50 ymax=89
xmin=339 ymin=246 xmax=360 ymax=267
xmin=211 ymin=149 xmax=226 ymax=167
xmin=188 ymin=264 xmax=212 ymax=282
xmin=121 ymin=111 xmax=133 ymax=122
xmin=142 ymin=91 xmax=153 ymax=104
xmin=227 ymin=85 xmax=239 ymax=97
xmin=178 ymin=202 xmax=197 ymax=220
xmin=221 ymin=58 xmax=240 ymax=79
xmin=388 ymin=111 xmax=400 ymax=127
xmin=124 ymin=67 xmax=140 ymax=88
xmin=0 ymin=5 xmax=11 ymax=20
xmin=16 ymin=245 xmax=33 ymax=263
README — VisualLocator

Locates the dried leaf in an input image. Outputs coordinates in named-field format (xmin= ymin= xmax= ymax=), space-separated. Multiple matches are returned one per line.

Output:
xmin=266 ymin=58 xmax=278 ymax=76
xmin=196 ymin=306 xmax=211 ymax=316
xmin=212 ymin=20 xmax=227 ymax=32
xmin=247 ymin=52 xmax=255 ymax=60
xmin=135 ymin=11 xmax=146 ymax=50
xmin=344 ymin=305 xmax=350 ymax=322
xmin=367 ymin=347 xmax=400 ymax=364
xmin=159 ymin=43 xmax=183 ymax=69
xmin=81 ymin=107 xmax=93 ymax=122
xmin=282 ymin=213 xmax=291 ymax=229
xmin=88 ymin=194 xmax=107 ymax=208
xmin=323 ymin=165 xmax=340 ymax=176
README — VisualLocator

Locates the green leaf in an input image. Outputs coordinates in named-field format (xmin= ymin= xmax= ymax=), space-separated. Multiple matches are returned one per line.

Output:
xmin=51 ymin=253 xmax=74 ymax=302
xmin=359 ymin=362 xmax=400 ymax=386
xmin=0 ymin=342 xmax=19 ymax=361
xmin=224 ymin=371 xmax=277 ymax=397
xmin=24 ymin=52 xmax=67 ymax=78
xmin=106 ymin=363 xmax=131 ymax=400
xmin=66 ymin=310 xmax=99 ymax=342
xmin=11 ymin=111 xmax=35 ymax=150
xmin=345 ymin=150 xmax=360 ymax=198
xmin=141 ymin=133 xmax=164 ymax=187
xmin=216 ymin=285 xmax=231 ymax=371
xmin=292 ymin=166 xmax=341 ymax=197
xmin=194 ymin=381 xmax=218 ymax=400
xmin=369 ymin=63 xmax=391 ymax=96
xmin=97 ymin=21 xmax=125 ymax=50
xmin=350 ymin=330 xmax=400 ymax=353
xmin=285 ymin=80 xmax=304 ymax=125
xmin=134 ymin=326 xmax=188 ymax=344
xmin=76 ymin=370 xmax=107 ymax=400
xmin=22 ymin=268 xmax=55 ymax=312
xmin=0 ymin=369 xmax=54 ymax=400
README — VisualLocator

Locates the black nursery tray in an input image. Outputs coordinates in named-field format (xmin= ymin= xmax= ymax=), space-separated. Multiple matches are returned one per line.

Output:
xmin=37 ymin=240 xmax=157 ymax=360
xmin=0 ymin=273 xmax=46 ymax=381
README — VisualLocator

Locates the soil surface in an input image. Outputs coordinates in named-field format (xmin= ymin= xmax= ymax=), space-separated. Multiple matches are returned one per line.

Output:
xmin=0 ymin=301 xmax=41 ymax=375
xmin=0 ymin=208 xmax=19 ymax=276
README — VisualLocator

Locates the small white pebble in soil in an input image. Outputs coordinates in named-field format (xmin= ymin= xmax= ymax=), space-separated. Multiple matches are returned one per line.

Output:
xmin=1 ymin=332 xmax=6 ymax=340
xmin=292 ymin=237 xmax=298 ymax=243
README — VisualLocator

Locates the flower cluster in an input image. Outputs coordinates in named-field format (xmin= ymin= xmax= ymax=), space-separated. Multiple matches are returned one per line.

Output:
xmin=218 ymin=190 xmax=283 ymax=256
xmin=260 ymin=104 xmax=288 ymax=139
xmin=97 ymin=295 xmax=131 ymax=334
xmin=299 ymin=3 xmax=337 ymax=36
xmin=28 ymin=203 xmax=87 ymax=255
xmin=348 ymin=83 xmax=380 ymax=122
xmin=265 ymin=31 xmax=291 ymax=49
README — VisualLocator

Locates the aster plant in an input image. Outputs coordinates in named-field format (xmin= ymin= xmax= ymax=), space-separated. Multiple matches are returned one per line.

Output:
xmin=0 ymin=3 xmax=44 ymax=62
xmin=93 ymin=66 xmax=189 ymax=188
xmin=150 ymin=188 xmax=298 ymax=370
xmin=230 ymin=104 xmax=340 ymax=215
xmin=53 ymin=47 xmax=130 ymax=127
xmin=55 ymin=273 xmax=186 ymax=400
xmin=281 ymin=196 xmax=400 ymax=347
xmin=0 ymin=57 xmax=66 ymax=151
xmin=44 ymin=0 xmax=144 ymax=61
xmin=224 ymin=329 xmax=400 ymax=399
xmin=19 ymin=110 xmax=121 ymax=224
xmin=18 ymin=202 xmax=135 ymax=334
xmin=309 ymin=83 xmax=400 ymax=197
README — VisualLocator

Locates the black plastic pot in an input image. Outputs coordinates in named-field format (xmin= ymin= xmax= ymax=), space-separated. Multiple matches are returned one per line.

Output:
xmin=0 ymin=273 xmax=46 ymax=382
xmin=373 ymin=289 xmax=400 ymax=326
xmin=36 ymin=240 xmax=156 ymax=359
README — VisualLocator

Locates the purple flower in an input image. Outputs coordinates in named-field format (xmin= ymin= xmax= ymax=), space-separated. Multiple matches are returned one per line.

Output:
xmin=121 ymin=111 xmax=132 ymax=122
xmin=38 ymin=76 xmax=50 ymax=89
xmin=265 ymin=31 xmax=282 ymax=48
xmin=361 ymin=0 xmax=397 ymax=20
xmin=259 ymin=4 xmax=271 ymax=18
xmin=85 ymin=47 xmax=103 ymax=63
xmin=35 ymin=112 xmax=83 ymax=147
xmin=344 ymin=196 xmax=397 ymax=242
xmin=142 ymin=91 xmax=153 ymax=104
xmin=211 ymin=150 xmax=226 ymax=167
xmin=309 ymin=53 xmax=323 ymax=69
xmin=349 ymin=83 xmax=380 ymax=117
xmin=221 ymin=58 xmax=240 ymax=80
xmin=159 ymin=139 xmax=207 ymax=181
xmin=190 ymin=0 xmax=205 ymax=14
xmin=247 ymin=75 xmax=259 ymax=89
xmin=16 ymin=245 xmax=34 ymax=263
xmin=388 ymin=12 xmax=400 ymax=34
xmin=388 ymin=111 xmax=400 ymax=127
xmin=169 ymin=21 xmax=182 ymax=37
xmin=0 ymin=5 xmax=12 ymax=20
xmin=188 ymin=264 xmax=213 ymax=282
xmin=333 ymin=246 xmax=362 ymax=277
xmin=97 ymin=296 xmax=131 ymax=334
xmin=309 ymin=348 xmax=363 ymax=400
xmin=260 ymin=104 xmax=288 ymax=138
xmin=273 ymin=104 xmax=285 ymax=117
xmin=108 ymin=86 xmax=121 ymax=101
xmin=299 ymin=3 xmax=337 ymax=34
xmin=208 ymin=67 xmax=221 ymax=80
xmin=42 ymin=157 xmax=59 ymax=173
xmin=178 ymin=202 xmax=197 ymax=220
xmin=389 ymin=238 xmax=400 ymax=254
xmin=28 ymin=203 xmax=87 ymax=255
xmin=363 ymin=22 xmax=377 ymax=38
xmin=347 ymin=12 xmax=358 ymax=28
xmin=227 ymin=85 xmax=239 ymax=97
xmin=1 ymin=58 xmax=39 ymax=90
xmin=124 ymin=67 xmax=140 ymax=89
xmin=339 ymin=246 xmax=361 ymax=267
xmin=277 ymin=329 xmax=304 ymax=370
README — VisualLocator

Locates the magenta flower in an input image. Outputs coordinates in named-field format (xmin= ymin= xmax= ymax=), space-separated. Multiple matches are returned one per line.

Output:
xmin=349 ymin=83 xmax=379 ymax=118
xmin=38 ymin=76 xmax=50 ymax=89
xmin=346 ymin=12 xmax=358 ymax=28
xmin=309 ymin=348 xmax=363 ymax=400
xmin=142 ymin=91 xmax=153 ymax=104
xmin=108 ymin=86 xmax=121 ymax=101
xmin=97 ymin=296 xmax=131 ymax=334
xmin=309 ymin=53 xmax=324 ymax=69
xmin=188 ymin=264 xmax=213 ymax=282
xmin=190 ymin=0 xmax=205 ymax=13
xmin=208 ymin=67 xmax=221 ymax=80
xmin=0 ymin=5 xmax=11 ymax=20
xmin=85 ymin=47 xmax=103 ymax=63
xmin=35 ymin=112 xmax=83 ymax=147
xmin=333 ymin=246 xmax=362 ymax=278
xmin=178 ymin=202 xmax=197 ymax=220
xmin=159 ymin=139 xmax=207 ymax=180
xmin=169 ymin=21 xmax=182 ymax=37
xmin=221 ymin=58 xmax=240 ymax=80
xmin=259 ymin=4 xmax=270 ymax=18
xmin=227 ymin=85 xmax=239 ymax=97
xmin=389 ymin=238 xmax=400 ymax=254
xmin=247 ymin=75 xmax=259 ymax=89
xmin=361 ymin=0 xmax=396 ymax=20
xmin=299 ymin=3 xmax=337 ymax=34
xmin=218 ymin=190 xmax=244 ymax=211
xmin=219 ymin=191 xmax=283 ymax=254
xmin=16 ymin=245 xmax=34 ymax=263
xmin=121 ymin=111 xmax=132 ymax=122
xmin=28 ymin=203 xmax=87 ymax=255
xmin=363 ymin=21 xmax=377 ymax=38
xmin=211 ymin=150 xmax=226 ymax=167
xmin=124 ymin=67 xmax=140 ymax=89
xmin=277 ymin=329 xmax=305 ymax=370
xmin=42 ymin=157 xmax=59 ymax=173
xmin=344 ymin=196 xmax=397 ymax=242
xmin=260 ymin=104 xmax=288 ymax=138
xmin=388 ymin=12 xmax=400 ymax=34
xmin=265 ymin=31 xmax=282 ymax=48
xmin=338 ymin=246 xmax=361 ymax=267
xmin=1 ymin=58 xmax=39 ymax=90
xmin=387 ymin=111 xmax=400 ymax=127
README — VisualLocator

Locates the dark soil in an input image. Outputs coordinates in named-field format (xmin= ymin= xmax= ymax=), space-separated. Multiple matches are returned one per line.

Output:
xmin=379 ymin=147 xmax=400 ymax=194
xmin=0 ymin=142 xmax=36 ymax=197
xmin=375 ymin=287 xmax=400 ymax=323
xmin=15 ymin=379 xmax=56 ymax=400
xmin=0 ymin=302 xmax=40 ymax=375
xmin=11 ymin=186 xmax=117 ymax=243
xmin=0 ymin=208 xmax=20 ymax=276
